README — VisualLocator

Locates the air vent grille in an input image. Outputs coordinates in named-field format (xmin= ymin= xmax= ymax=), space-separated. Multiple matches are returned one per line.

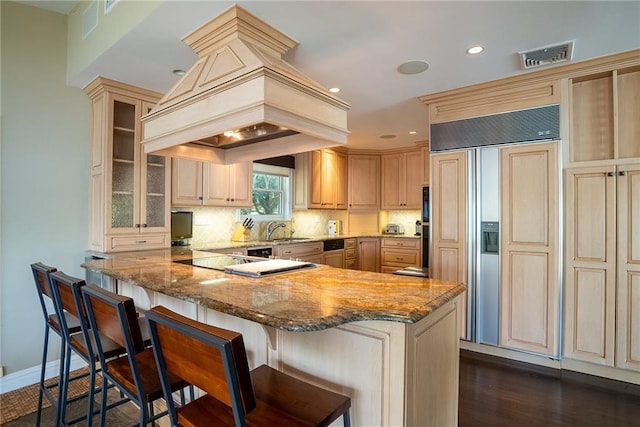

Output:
xmin=519 ymin=41 xmax=574 ymax=70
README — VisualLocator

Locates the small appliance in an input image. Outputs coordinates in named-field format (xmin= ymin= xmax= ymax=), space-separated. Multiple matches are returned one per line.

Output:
xmin=384 ymin=224 xmax=404 ymax=235
xmin=328 ymin=220 xmax=341 ymax=236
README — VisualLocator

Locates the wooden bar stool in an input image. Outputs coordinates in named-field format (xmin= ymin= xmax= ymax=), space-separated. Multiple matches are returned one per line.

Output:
xmin=30 ymin=262 xmax=85 ymax=426
xmin=48 ymin=271 xmax=132 ymax=427
xmin=80 ymin=284 xmax=189 ymax=426
xmin=146 ymin=305 xmax=352 ymax=427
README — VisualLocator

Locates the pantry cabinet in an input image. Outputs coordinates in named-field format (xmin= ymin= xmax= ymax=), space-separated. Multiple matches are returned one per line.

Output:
xmin=381 ymin=149 xmax=422 ymax=210
xmin=171 ymin=158 xmax=252 ymax=207
xmin=499 ymin=142 xmax=559 ymax=357
xmin=348 ymin=154 xmax=380 ymax=211
xmin=564 ymin=164 xmax=640 ymax=372
xmin=85 ymin=77 xmax=170 ymax=252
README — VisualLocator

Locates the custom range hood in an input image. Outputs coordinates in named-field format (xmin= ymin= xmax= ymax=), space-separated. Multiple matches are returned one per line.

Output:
xmin=141 ymin=5 xmax=350 ymax=164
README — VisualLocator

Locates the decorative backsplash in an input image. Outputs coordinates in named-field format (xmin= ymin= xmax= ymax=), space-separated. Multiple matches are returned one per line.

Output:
xmin=179 ymin=206 xmax=421 ymax=247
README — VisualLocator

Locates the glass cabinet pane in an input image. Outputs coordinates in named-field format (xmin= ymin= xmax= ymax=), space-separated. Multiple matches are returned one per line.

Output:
xmin=111 ymin=100 xmax=137 ymax=229
xmin=112 ymin=193 xmax=134 ymax=227
xmin=145 ymin=154 xmax=166 ymax=228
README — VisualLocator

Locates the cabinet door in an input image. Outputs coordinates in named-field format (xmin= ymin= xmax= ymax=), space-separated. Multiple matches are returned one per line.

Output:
xmin=564 ymin=166 xmax=616 ymax=365
xmin=357 ymin=238 xmax=380 ymax=272
xmin=109 ymin=96 xmax=140 ymax=233
xmin=228 ymin=162 xmax=253 ymax=207
xmin=348 ymin=155 xmax=380 ymax=211
xmin=381 ymin=154 xmax=402 ymax=209
xmin=293 ymin=152 xmax=309 ymax=209
xmin=335 ymin=151 xmax=348 ymax=210
xmin=321 ymin=149 xmax=337 ymax=208
xmin=404 ymin=152 xmax=423 ymax=209
xmin=499 ymin=142 xmax=559 ymax=357
xmin=422 ymin=147 xmax=430 ymax=185
xmin=431 ymin=151 xmax=467 ymax=284
xmin=309 ymin=150 xmax=323 ymax=209
xmin=616 ymin=164 xmax=640 ymax=372
xmin=171 ymin=158 xmax=203 ymax=206
xmin=323 ymin=251 xmax=344 ymax=268
xmin=202 ymin=163 xmax=229 ymax=206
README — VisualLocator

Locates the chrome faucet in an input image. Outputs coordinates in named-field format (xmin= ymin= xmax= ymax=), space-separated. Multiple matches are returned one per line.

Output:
xmin=266 ymin=221 xmax=286 ymax=240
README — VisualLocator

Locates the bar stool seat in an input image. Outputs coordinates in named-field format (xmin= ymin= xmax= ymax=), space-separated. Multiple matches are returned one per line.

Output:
xmin=146 ymin=305 xmax=351 ymax=427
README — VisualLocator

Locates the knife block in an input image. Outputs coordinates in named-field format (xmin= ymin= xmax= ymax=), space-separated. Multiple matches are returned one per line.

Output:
xmin=231 ymin=223 xmax=252 ymax=242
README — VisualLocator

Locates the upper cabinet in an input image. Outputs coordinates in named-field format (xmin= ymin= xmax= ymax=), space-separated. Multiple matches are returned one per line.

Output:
xmin=381 ymin=149 xmax=422 ymax=210
xmin=172 ymin=158 xmax=252 ymax=207
xmin=85 ymin=77 xmax=170 ymax=252
xmin=570 ymin=67 xmax=640 ymax=163
xmin=348 ymin=154 xmax=380 ymax=211
xmin=294 ymin=148 xmax=347 ymax=210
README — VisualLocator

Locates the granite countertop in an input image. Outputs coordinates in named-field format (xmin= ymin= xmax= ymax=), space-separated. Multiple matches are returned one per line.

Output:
xmin=82 ymin=248 xmax=464 ymax=332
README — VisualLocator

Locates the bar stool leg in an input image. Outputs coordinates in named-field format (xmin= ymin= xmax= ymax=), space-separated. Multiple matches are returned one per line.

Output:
xmin=36 ymin=326 xmax=52 ymax=427
xmin=57 ymin=341 xmax=72 ymax=426
xmin=343 ymin=410 xmax=351 ymax=427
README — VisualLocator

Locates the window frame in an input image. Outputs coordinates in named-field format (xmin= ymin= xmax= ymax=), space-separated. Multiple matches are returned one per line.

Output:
xmin=239 ymin=163 xmax=292 ymax=222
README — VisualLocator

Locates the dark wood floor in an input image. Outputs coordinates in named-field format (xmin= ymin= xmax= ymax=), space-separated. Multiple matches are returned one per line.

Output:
xmin=459 ymin=350 xmax=640 ymax=427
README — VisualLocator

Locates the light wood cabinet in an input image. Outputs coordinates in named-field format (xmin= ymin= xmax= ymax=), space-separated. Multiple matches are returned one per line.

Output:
xmin=422 ymin=146 xmax=430 ymax=185
xmin=570 ymin=67 xmax=640 ymax=163
xmin=85 ymin=77 xmax=170 ymax=252
xmin=381 ymin=238 xmax=421 ymax=274
xmin=275 ymin=241 xmax=323 ymax=263
xmin=564 ymin=164 xmax=640 ymax=372
xmin=381 ymin=149 xmax=422 ymax=210
xmin=347 ymin=154 xmax=380 ymax=211
xmin=499 ymin=142 xmax=559 ymax=357
xmin=357 ymin=238 xmax=380 ymax=272
xmin=344 ymin=238 xmax=358 ymax=269
xmin=322 ymin=250 xmax=344 ymax=268
xmin=171 ymin=158 xmax=252 ymax=207
xmin=430 ymin=151 xmax=467 ymax=284
xmin=295 ymin=149 xmax=347 ymax=210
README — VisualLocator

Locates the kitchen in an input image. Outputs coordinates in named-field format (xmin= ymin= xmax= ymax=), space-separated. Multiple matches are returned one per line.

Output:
xmin=2 ymin=1 xmax=640 ymax=425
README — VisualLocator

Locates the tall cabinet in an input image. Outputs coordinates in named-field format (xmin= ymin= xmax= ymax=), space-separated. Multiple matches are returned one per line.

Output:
xmin=564 ymin=65 xmax=640 ymax=373
xmin=85 ymin=77 xmax=170 ymax=252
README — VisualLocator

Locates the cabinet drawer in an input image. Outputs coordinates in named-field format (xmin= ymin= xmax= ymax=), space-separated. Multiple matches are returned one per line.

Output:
xmin=381 ymin=238 xmax=420 ymax=250
xmin=108 ymin=233 xmax=169 ymax=252
xmin=345 ymin=258 xmax=358 ymax=269
xmin=345 ymin=248 xmax=357 ymax=259
xmin=381 ymin=248 xmax=420 ymax=266
xmin=276 ymin=242 xmax=323 ymax=258
xmin=345 ymin=238 xmax=357 ymax=249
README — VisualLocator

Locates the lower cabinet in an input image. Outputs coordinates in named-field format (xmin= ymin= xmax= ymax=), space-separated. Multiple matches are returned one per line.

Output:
xmin=275 ymin=242 xmax=323 ymax=263
xmin=380 ymin=238 xmax=421 ymax=274
xmin=357 ymin=238 xmax=380 ymax=272
xmin=344 ymin=238 xmax=358 ymax=269
xmin=322 ymin=250 xmax=344 ymax=268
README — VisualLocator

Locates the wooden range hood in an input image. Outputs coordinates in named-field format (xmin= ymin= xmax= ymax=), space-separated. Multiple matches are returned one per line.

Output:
xmin=141 ymin=5 xmax=350 ymax=165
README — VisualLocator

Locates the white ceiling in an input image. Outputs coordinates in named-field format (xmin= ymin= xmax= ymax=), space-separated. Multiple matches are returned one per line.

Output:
xmin=20 ymin=1 xmax=640 ymax=150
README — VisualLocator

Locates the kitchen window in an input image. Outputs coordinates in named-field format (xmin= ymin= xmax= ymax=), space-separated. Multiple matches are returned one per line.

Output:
xmin=240 ymin=163 xmax=291 ymax=221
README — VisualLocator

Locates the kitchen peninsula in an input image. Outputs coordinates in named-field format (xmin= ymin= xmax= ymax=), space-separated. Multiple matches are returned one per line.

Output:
xmin=83 ymin=248 xmax=465 ymax=426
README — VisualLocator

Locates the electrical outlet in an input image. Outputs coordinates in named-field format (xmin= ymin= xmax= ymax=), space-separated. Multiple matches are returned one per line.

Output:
xmin=0 ymin=366 xmax=5 ymax=377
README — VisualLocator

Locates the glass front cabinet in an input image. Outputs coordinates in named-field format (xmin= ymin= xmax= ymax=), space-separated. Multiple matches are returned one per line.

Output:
xmin=85 ymin=77 xmax=170 ymax=252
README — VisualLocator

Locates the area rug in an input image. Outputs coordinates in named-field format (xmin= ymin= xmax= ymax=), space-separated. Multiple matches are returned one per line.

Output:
xmin=0 ymin=367 xmax=94 ymax=424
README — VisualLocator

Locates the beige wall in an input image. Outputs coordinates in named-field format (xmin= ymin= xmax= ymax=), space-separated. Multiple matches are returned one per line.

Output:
xmin=0 ymin=2 xmax=89 ymax=375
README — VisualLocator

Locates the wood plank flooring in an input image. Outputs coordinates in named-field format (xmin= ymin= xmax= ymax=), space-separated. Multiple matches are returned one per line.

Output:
xmin=459 ymin=350 xmax=640 ymax=427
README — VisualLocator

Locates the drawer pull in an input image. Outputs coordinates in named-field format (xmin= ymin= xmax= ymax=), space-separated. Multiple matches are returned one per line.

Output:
xmin=136 ymin=240 xmax=147 ymax=244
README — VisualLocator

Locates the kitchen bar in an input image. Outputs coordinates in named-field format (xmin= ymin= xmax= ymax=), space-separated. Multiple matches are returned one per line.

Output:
xmin=82 ymin=248 xmax=465 ymax=426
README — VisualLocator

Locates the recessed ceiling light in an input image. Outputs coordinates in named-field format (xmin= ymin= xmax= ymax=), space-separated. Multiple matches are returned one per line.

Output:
xmin=329 ymin=87 xmax=340 ymax=93
xmin=379 ymin=134 xmax=397 ymax=139
xmin=409 ymin=131 xmax=417 ymax=135
xmin=466 ymin=46 xmax=484 ymax=55
xmin=172 ymin=69 xmax=186 ymax=76
xmin=397 ymin=60 xmax=429 ymax=75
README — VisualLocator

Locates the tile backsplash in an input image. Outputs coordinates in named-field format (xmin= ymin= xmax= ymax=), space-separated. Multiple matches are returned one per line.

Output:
xmin=178 ymin=206 xmax=421 ymax=248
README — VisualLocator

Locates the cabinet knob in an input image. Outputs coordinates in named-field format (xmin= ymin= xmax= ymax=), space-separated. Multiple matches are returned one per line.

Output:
xmin=198 ymin=196 xmax=203 ymax=200
xmin=230 ymin=198 xmax=235 ymax=202
xmin=142 ymin=224 xmax=147 ymax=228
xmin=607 ymin=172 xmax=615 ymax=177
xmin=619 ymin=171 xmax=627 ymax=176
xmin=135 ymin=224 xmax=140 ymax=228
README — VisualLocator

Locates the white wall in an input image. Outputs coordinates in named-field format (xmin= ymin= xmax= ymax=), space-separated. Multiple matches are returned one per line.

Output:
xmin=0 ymin=2 xmax=89 ymax=375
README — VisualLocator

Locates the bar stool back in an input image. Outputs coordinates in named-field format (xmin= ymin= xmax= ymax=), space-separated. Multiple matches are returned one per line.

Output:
xmin=31 ymin=262 xmax=83 ymax=426
xmin=80 ymin=284 xmax=188 ymax=426
xmin=146 ymin=305 xmax=351 ymax=427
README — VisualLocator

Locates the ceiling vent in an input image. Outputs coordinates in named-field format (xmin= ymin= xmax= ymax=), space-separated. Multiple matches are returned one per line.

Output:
xmin=518 ymin=40 xmax=574 ymax=70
